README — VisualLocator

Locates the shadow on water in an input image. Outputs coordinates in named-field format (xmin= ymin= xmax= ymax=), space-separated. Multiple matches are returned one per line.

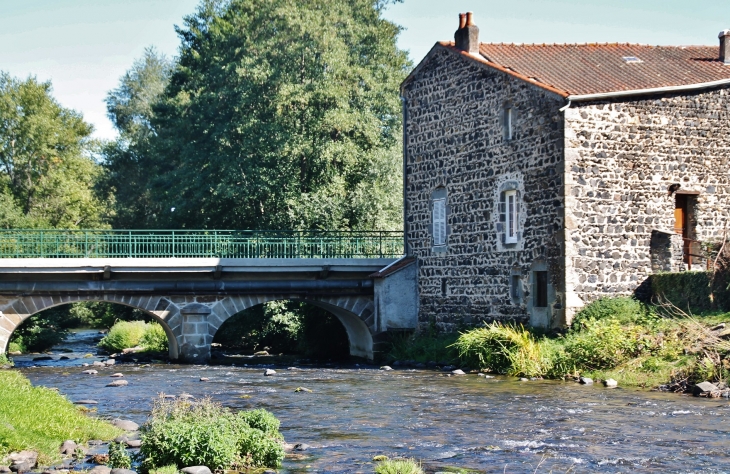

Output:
xmin=13 ymin=330 xmax=730 ymax=473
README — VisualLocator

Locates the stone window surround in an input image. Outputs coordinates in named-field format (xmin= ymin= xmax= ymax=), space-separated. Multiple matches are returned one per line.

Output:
xmin=494 ymin=174 xmax=526 ymax=252
xmin=430 ymin=187 xmax=450 ymax=253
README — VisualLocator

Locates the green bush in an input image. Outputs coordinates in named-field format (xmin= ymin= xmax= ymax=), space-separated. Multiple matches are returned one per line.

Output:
xmin=108 ymin=441 xmax=132 ymax=469
xmin=563 ymin=318 xmax=644 ymax=370
xmin=99 ymin=321 xmax=147 ymax=352
xmin=386 ymin=331 xmax=459 ymax=364
xmin=374 ymin=458 xmax=424 ymax=474
xmin=572 ymin=296 xmax=653 ymax=327
xmin=236 ymin=409 xmax=281 ymax=437
xmin=99 ymin=321 xmax=169 ymax=353
xmin=140 ymin=398 xmax=284 ymax=471
xmin=140 ymin=323 xmax=169 ymax=353
xmin=149 ymin=465 xmax=179 ymax=474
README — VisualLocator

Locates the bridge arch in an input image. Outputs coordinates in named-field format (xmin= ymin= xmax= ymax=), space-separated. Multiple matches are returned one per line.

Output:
xmin=0 ymin=295 xmax=180 ymax=359
xmin=207 ymin=294 xmax=376 ymax=359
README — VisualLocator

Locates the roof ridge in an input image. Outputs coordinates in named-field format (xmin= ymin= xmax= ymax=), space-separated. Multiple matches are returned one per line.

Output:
xmin=480 ymin=42 xmax=716 ymax=48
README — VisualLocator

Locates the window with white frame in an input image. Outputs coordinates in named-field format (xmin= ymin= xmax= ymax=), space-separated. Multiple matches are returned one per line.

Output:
xmin=433 ymin=197 xmax=446 ymax=246
xmin=505 ymin=189 xmax=518 ymax=243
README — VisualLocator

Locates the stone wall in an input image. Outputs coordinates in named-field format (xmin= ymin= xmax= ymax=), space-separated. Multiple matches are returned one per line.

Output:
xmin=564 ymin=87 xmax=730 ymax=311
xmin=402 ymin=46 xmax=566 ymax=331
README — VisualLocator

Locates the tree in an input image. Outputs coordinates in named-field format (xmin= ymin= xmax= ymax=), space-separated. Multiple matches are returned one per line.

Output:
xmin=145 ymin=0 xmax=409 ymax=230
xmin=102 ymin=48 xmax=174 ymax=228
xmin=0 ymin=73 xmax=108 ymax=229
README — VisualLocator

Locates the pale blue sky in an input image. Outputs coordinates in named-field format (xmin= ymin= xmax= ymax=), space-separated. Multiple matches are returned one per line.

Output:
xmin=1 ymin=0 xmax=728 ymax=140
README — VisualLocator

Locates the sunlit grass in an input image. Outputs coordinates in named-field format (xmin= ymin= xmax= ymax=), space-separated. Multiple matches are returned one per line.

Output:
xmin=0 ymin=371 xmax=122 ymax=465
xmin=374 ymin=458 xmax=424 ymax=474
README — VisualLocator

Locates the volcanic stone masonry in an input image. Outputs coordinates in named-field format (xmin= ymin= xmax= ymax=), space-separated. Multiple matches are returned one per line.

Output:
xmin=403 ymin=46 xmax=730 ymax=332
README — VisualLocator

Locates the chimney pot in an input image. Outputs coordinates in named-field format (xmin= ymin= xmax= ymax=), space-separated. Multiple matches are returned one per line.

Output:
xmin=720 ymin=29 xmax=730 ymax=64
xmin=454 ymin=12 xmax=480 ymax=54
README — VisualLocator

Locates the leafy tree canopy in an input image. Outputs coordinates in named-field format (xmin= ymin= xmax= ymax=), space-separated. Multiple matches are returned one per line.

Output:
xmin=0 ymin=73 xmax=108 ymax=229
xmin=106 ymin=0 xmax=409 ymax=230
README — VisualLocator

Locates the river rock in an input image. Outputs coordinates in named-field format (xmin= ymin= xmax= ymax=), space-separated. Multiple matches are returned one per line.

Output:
xmin=59 ymin=440 xmax=77 ymax=455
xmin=294 ymin=387 xmax=312 ymax=393
xmin=451 ymin=369 xmax=466 ymax=375
xmin=88 ymin=467 xmax=111 ymax=474
xmin=74 ymin=400 xmax=98 ymax=405
xmin=579 ymin=377 xmax=594 ymax=385
xmin=8 ymin=451 xmax=37 ymax=472
xmin=32 ymin=356 xmax=53 ymax=361
xmin=105 ymin=359 xmax=116 ymax=366
xmin=60 ymin=356 xmax=70 ymax=360
xmin=441 ymin=365 xmax=456 ymax=371
xmin=379 ymin=366 xmax=393 ymax=371
xmin=82 ymin=370 xmax=98 ymax=375
xmin=293 ymin=443 xmax=310 ymax=451
xmin=178 ymin=393 xmax=194 ymax=400
xmin=106 ymin=380 xmax=128 ymax=387
xmin=110 ymin=469 xmax=136 ymax=474
xmin=93 ymin=361 xmax=105 ymax=367
xmin=603 ymin=379 xmax=618 ymax=388
xmin=519 ymin=377 xmax=529 ymax=382
xmin=0 ymin=467 xmax=10 ymax=473
xmin=181 ymin=467 xmax=211 ymax=474
xmin=693 ymin=381 xmax=721 ymax=397
xmin=264 ymin=369 xmax=276 ymax=376
xmin=111 ymin=419 xmax=139 ymax=431
xmin=110 ymin=373 xmax=124 ymax=378
xmin=124 ymin=440 xmax=141 ymax=448
xmin=199 ymin=377 xmax=209 ymax=382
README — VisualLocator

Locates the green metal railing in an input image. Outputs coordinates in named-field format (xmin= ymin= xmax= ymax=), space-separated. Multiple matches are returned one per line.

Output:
xmin=0 ymin=229 xmax=404 ymax=259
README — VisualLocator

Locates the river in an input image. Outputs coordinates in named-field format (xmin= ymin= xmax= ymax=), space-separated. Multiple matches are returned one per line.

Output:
xmin=13 ymin=331 xmax=730 ymax=473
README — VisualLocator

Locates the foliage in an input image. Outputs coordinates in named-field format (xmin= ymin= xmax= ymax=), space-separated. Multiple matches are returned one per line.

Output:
xmin=149 ymin=465 xmax=179 ymax=474
xmin=236 ymin=409 xmax=281 ymax=437
xmin=9 ymin=312 xmax=67 ymax=353
xmin=572 ymin=296 xmax=655 ymax=326
xmin=139 ymin=397 xmax=284 ymax=470
xmin=386 ymin=331 xmax=459 ymax=364
xmin=99 ymin=320 xmax=169 ymax=353
xmin=104 ymin=0 xmax=408 ymax=231
xmin=651 ymin=272 xmax=716 ymax=312
xmin=0 ymin=371 xmax=122 ymax=464
xmin=140 ymin=322 xmax=169 ymax=353
xmin=374 ymin=458 xmax=424 ymax=474
xmin=0 ymin=353 xmax=12 ymax=366
xmin=107 ymin=441 xmax=132 ymax=469
xmin=0 ymin=72 xmax=109 ymax=229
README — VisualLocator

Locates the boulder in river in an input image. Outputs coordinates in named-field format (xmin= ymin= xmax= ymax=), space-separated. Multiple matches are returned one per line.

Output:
xmin=110 ymin=469 xmax=136 ymax=474
xmin=264 ymin=369 xmax=276 ymax=376
xmin=199 ymin=377 xmax=209 ymax=382
xmin=603 ymin=379 xmax=618 ymax=388
xmin=93 ymin=361 xmax=105 ymax=367
xmin=451 ymin=369 xmax=466 ymax=375
xmin=294 ymin=387 xmax=312 ymax=393
xmin=181 ymin=467 xmax=211 ymax=474
xmin=110 ymin=373 xmax=124 ymax=378
xmin=579 ymin=377 xmax=594 ymax=385
xmin=379 ymin=366 xmax=393 ymax=371
xmin=59 ymin=440 xmax=77 ymax=455
xmin=0 ymin=466 xmax=10 ymax=473
xmin=32 ymin=356 xmax=53 ymax=361
xmin=111 ymin=419 xmax=139 ymax=431
xmin=106 ymin=380 xmax=128 ymax=387
xmin=693 ymin=381 xmax=721 ymax=397
xmin=125 ymin=440 xmax=141 ymax=448
xmin=88 ymin=467 xmax=111 ymax=474
xmin=105 ymin=359 xmax=116 ymax=366
xmin=8 ymin=450 xmax=37 ymax=472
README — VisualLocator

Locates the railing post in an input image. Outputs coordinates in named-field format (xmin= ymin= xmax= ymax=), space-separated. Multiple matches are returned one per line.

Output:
xmin=172 ymin=231 xmax=176 ymax=258
xmin=40 ymin=231 xmax=44 ymax=258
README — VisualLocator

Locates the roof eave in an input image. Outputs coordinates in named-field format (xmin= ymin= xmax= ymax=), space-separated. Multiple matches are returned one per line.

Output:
xmin=567 ymin=78 xmax=730 ymax=102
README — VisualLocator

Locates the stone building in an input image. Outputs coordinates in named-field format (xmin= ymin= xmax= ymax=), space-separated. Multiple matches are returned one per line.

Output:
xmin=401 ymin=13 xmax=730 ymax=331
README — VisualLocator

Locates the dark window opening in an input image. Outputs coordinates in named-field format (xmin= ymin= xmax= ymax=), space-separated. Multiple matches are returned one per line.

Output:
xmin=441 ymin=278 xmax=447 ymax=297
xmin=534 ymin=271 xmax=548 ymax=308
xmin=510 ymin=274 xmax=521 ymax=302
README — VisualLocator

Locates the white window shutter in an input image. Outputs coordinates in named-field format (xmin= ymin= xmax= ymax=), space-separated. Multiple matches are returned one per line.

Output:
xmin=505 ymin=190 xmax=518 ymax=244
xmin=433 ymin=198 xmax=446 ymax=246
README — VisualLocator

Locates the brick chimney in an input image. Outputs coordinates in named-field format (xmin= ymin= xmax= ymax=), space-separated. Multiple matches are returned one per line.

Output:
xmin=720 ymin=30 xmax=730 ymax=64
xmin=455 ymin=12 xmax=479 ymax=54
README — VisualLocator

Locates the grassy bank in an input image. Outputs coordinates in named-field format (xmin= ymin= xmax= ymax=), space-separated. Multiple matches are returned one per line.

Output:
xmin=388 ymin=298 xmax=730 ymax=389
xmin=0 ymin=371 xmax=122 ymax=465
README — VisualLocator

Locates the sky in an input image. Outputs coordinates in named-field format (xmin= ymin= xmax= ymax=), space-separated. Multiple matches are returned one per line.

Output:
xmin=1 ymin=0 xmax=729 ymax=141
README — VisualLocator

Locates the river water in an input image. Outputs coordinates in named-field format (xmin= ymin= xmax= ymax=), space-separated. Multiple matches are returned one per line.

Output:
xmin=14 ymin=331 xmax=730 ymax=473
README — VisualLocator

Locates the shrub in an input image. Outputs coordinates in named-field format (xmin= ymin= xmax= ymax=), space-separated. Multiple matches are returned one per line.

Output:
xmin=149 ymin=465 xmax=179 ymax=474
xmin=140 ymin=323 xmax=169 ymax=353
xmin=236 ymin=409 xmax=281 ymax=437
xmin=563 ymin=318 xmax=646 ymax=370
xmin=140 ymin=398 xmax=284 ymax=471
xmin=386 ymin=331 xmax=459 ymax=364
xmin=0 ymin=353 xmax=12 ymax=366
xmin=108 ymin=441 xmax=131 ymax=469
xmin=99 ymin=321 xmax=147 ymax=352
xmin=374 ymin=458 xmax=424 ymax=474
xmin=572 ymin=296 xmax=653 ymax=327
xmin=451 ymin=323 xmax=553 ymax=376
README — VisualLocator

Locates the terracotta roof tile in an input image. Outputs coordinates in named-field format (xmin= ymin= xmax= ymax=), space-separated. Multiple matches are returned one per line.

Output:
xmin=475 ymin=43 xmax=730 ymax=96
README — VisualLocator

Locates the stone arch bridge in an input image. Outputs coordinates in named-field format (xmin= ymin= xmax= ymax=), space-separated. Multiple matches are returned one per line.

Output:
xmin=0 ymin=230 xmax=416 ymax=362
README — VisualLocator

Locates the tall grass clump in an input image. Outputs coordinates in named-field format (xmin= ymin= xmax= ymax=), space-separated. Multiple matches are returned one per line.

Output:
xmin=0 ymin=371 xmax=122 ymax=464
xmin=140 ymin=397 xmax=284 ymax=471
xmin=99 ymin=321 xmax=168 ymax=353
xmin=451 ymin=323 xmax=557 ymax=377
xmin=386 ymin=331 xmax=459 ymax=364
xmin=374 ymin=458 xmax=424 ymax=474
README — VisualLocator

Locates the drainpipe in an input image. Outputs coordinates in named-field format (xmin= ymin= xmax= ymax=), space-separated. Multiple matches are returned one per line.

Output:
xmin=401 ymin=95 xmax=410 ymax=256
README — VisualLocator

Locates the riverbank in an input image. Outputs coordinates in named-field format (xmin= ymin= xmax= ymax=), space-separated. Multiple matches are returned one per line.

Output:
xmin=0 ymin=371 xmax=121 ymax=466
xmin=386 ymin=297 xmax=730 ymax=393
